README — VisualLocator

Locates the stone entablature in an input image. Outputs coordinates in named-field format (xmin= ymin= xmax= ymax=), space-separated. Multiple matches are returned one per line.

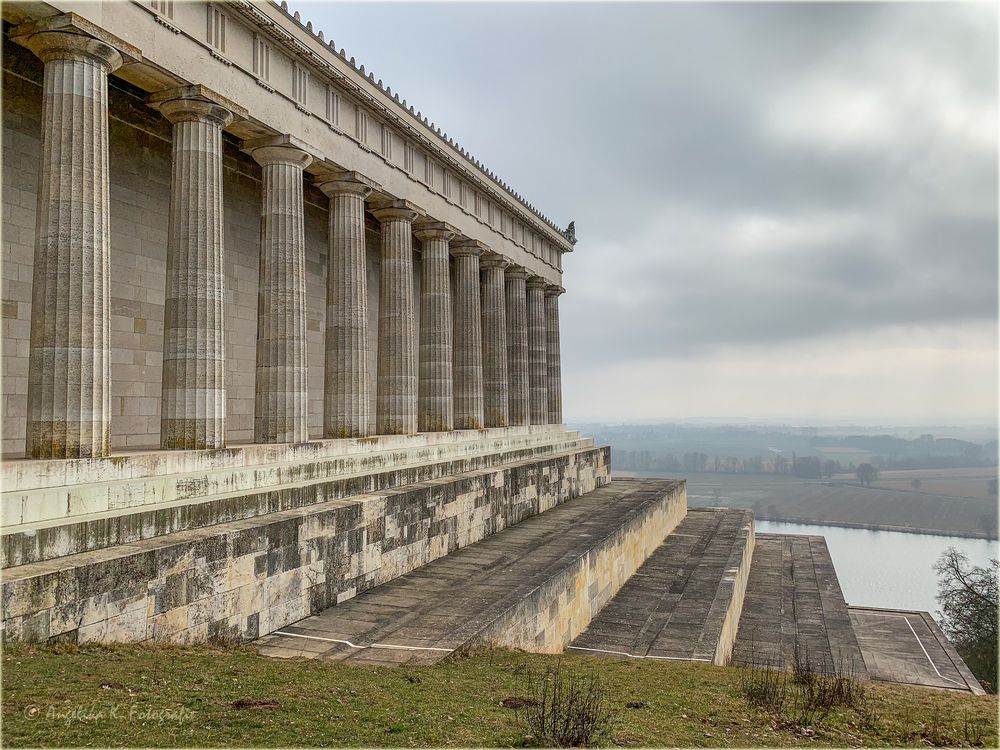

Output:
xmin=63 ymin=0 xmax=572 ymax=277
xmin=1 ymin=2 xmax=572 ymax=459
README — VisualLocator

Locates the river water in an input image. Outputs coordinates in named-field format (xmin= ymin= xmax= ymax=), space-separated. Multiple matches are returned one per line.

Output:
xmin=755 ymin=520 xmax=998 ymax=616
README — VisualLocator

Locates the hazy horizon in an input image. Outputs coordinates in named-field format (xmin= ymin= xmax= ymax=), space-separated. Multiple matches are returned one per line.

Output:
xmin=290 ymin=1 xmax=998 ymax=425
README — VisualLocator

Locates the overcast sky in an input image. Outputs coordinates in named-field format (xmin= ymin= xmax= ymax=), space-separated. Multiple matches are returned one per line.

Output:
xmin=290 ymin=1 xmax=998 ymax=426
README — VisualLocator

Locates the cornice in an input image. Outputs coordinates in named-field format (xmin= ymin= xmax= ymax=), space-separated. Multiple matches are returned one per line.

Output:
xmin=225 ymin=0 xmax=577 ymax=252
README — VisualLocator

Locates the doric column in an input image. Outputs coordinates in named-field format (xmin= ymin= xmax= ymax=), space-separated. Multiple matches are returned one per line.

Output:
xmin=372 ymin=201 xmax=420 ymax=435
xmin=451 ymin=240 xmax=485 ymax=430
xmin=317 ymin=172 xmax=378 ymax=438
xmin=480 ymin=253 xmax=509 ymax=428
xmin=243 ymin=137 xmax=313 ymax=444
xmin=12 ymin=17 xmax=139 ymax=459
xmin=149 ymin=86 xmax=245 ymax=450
xmin=545 ymin=285 xmax=565 ymax=425
xmin=526 ymin=276 xmax=549 ymax=425
xmin=505 ymin=267 xmax=530 ymax=426
xmin=414 ymin=222 xmax=456 ymax=432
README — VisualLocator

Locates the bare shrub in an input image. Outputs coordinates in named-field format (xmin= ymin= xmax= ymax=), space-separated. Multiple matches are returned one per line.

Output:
xmin=517 ymin=661 xmax=618 ymax=747
xmin=740 ymin=636 xmax=878 ymax=733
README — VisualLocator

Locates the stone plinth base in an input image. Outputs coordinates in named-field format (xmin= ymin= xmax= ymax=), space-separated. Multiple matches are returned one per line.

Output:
xmin=2 ymin=426 xmax=585 ymax=567
xmin=568 ymin=507 xmax=754 ymax=665
xmin=0 ymin=445 xmax=609 ymax=644
xmin=256 ymin=479 xmax=687 ymax=665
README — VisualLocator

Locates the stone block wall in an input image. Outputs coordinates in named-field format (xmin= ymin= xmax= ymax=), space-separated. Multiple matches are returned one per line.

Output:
xmin=0 ymin=446 xmax=610 ymax=644
xmin=462 ymin=479 xmax=687 ymax=654
xmin=705 ymin=511 xmax=755 ymax=665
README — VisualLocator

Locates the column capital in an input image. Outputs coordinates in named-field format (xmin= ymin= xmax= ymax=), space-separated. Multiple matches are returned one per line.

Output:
xmin=505 ymin=265 xmax=530 ymax=281
xmin=526 ymin=275 xmax=549 ymax=290
xmin=242 ymin=134 xmax=315 ymax=169
xmin=316 ymin=170 xmax=380 ymax=199
xmin=413 ymin=221 xmax=457 ymax=243
xmin=147 ymin=85 xmax=247 ymax=128
xmin=370 ymin=198 xmax=420 ymax=224
xmin=11 ymin=13 xmax=140 ymax=70
xmin=451 ymin=238 xmax=487 ymax=258
xmin=480 ymin=252 xmax=509 ymax=271
xmin=544 ymin=284 xmax=566 ymax=297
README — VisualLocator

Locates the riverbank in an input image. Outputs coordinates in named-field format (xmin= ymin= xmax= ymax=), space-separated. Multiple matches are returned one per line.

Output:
xmin=619 ymin=471 xmax=998 ymax=539
xmin=752 ymin=514 xmax=997 ymax=540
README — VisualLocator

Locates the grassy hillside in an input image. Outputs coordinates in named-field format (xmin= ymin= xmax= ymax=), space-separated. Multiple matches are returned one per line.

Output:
xmin=2 ymin=644 xmax=996 ymax=747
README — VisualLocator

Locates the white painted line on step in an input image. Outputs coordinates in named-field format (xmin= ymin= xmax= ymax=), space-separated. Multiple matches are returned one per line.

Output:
xmin=273 ymin=630 xmax=453 ymax=653
xmin=899 ymin=616 xmax=967 ymax=689
xmin=861 ymin=612 xmax=967 ymax=689
xmin=567 ymin=645 xmax=712 ymax=662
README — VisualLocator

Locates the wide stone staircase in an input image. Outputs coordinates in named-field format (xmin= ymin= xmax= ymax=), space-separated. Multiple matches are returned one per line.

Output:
xmin=2 ymin=443 xmax=983 ymax=694
xmin=1 ymin=427 xmax=609 ymax=643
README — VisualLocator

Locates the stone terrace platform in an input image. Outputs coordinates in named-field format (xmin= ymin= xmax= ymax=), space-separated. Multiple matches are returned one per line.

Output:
xmin=732 ymin=534 xmax=867 ymax=678
xmin=850 ymin=606 xmax=985 ymax=694
xmin=567 ymin=508 xmax=754 ymax=665
xmin=256 ymin=479 xmax=687 ymax=665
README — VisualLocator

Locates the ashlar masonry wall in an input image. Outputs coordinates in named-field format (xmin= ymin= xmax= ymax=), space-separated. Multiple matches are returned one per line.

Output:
xmin=1 ymin=446 xmax=610 ymax=644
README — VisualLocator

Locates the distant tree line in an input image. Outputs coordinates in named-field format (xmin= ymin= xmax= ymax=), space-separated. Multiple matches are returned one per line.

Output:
xmin=612 ymin=450 xmax=846 ymax=478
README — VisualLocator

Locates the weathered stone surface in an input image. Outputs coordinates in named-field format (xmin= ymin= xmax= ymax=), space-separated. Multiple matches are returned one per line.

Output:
xmin=569 ymin=508 xmax=754 ymax=665
xmin=505 ymin=268 xmax=530 ymax=426
xmin=14 ymin=26 xmax=127 ymax=459
xmin=318 ymin=173 xmax=377 ymax=438
xmin=372 ymin=202 xmax=419 ymax=435
xmin=255 ymin=478 xmax=681 ymax=664
xmin=244 ymin=139 xmax=313 ymax=444
xmin=849 ymin=606 xmax=985 ymax=694
xmin=2 ymin=427 xmax=591 ymax=566
xmin=1 ymin=445 xmax=611 ymax=645
xmin=451 ymin=241 xmax=485 ymax=430
xmin=732 ymin=533 xmax=868 ymax=678
xmin=414 ymin=223 xmax=455 ymax=432
xmin=526 ymin=276 xmax=549 ymax=425
xmin=481 ymin=253 xmax=509 ymax=428
xmin=544 ymin=285 xmax=564 ymax=425
xmin=154 ymin=88 xmax=241 ymax=450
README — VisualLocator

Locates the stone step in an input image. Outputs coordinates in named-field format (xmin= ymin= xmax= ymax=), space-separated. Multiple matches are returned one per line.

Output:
xmin=255 ymin=478 xmax=687 ymax=666
xmin=732 ymin=533 xmax=868 ymax=679
xmin=2 ymin=433 xmax=591 ymax=567
xmin=3 ymin=426 xmax=580 ymax=530
xmin=849 ymin=606 xmax=985 ymax=694
xmin=0 ymin=446 xmax=610 ymax=645
xmin=567 ymin=507 xmax=754 ymax=665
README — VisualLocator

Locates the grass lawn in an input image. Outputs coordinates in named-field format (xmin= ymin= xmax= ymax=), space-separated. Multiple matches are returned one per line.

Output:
xmin=2 ymin=644 xmax=997 ymax=747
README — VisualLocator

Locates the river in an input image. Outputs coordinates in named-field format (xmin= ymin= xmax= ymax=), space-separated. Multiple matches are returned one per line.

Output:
xmin=755 ymin=520 xmax=998 ymax=616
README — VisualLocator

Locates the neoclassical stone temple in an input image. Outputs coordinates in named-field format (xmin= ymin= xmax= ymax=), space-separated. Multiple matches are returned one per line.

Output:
xmin=0 ymin=8 xmax=985 ymax=695
xmin=0 ymin=0 xmax=609 ymax=645
xmin=2 ymin=2 xmax=574 ymax=460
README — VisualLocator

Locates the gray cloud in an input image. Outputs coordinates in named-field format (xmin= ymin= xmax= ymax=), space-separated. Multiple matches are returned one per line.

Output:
xmin=290 ymin=1 xmax=997 ymax=420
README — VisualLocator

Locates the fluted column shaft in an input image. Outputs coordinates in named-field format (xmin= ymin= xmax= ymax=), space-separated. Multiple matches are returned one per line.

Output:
xmin=415 ymin=225 xmax=455 ymax=432
xmin=505 ymin=268 xmax=530 ymax=426
xmin=16 ymin=30 xmax=125 ymax=459
xmin=373 ymin=205 xmax=419 ymax=434
xmin=526 ymin=277 xmax=549 ymax=425
xmin=545 ymin=286 xmax=564 ymax=425
xmin=157 ymin=96 xmax=234 ymax=450
xmin=481 ymin=254 xmax=509 ymax=428
xmin=247 ymin=144 xmax=313 ymax=443
xmin=319 ymin=175 xmax=375 ymax=438
xmin=452 ymin=243 xmax=484 ymax=430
